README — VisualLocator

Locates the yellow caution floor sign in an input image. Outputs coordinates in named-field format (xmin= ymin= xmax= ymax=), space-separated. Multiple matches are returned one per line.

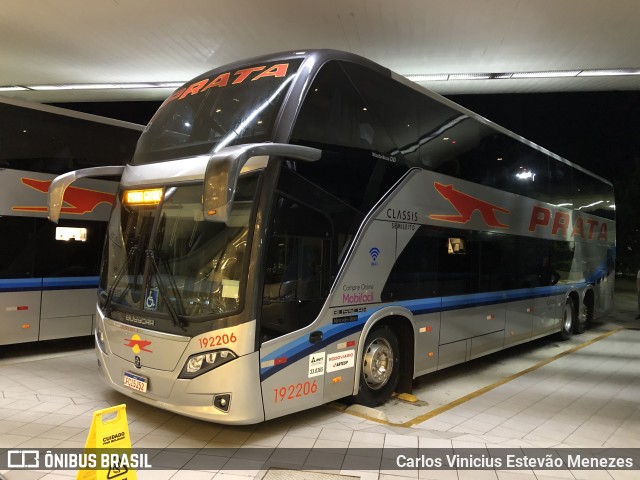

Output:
xmin=76 ymin=404 xmax=137 ymax=480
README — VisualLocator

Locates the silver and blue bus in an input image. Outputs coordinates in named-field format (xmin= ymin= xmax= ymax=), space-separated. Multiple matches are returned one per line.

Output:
xmin=48 ymin=50 xmax=615 ymax=424
xmin=0 ymin=96 xmax=143 ymax=345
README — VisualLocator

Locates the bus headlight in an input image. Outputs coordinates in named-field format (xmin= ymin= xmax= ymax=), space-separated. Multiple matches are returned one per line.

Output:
xmin=95 ymin=328 xmax=107 ymax=355
xmin=179 ymin=349 xmax=237 ymax=379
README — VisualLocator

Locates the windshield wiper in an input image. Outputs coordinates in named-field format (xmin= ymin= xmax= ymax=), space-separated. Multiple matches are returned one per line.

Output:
xmin=146 ymin=250 xmax=186 ymax=329
xmin=103 ymin=245 xmax=139 ymax=316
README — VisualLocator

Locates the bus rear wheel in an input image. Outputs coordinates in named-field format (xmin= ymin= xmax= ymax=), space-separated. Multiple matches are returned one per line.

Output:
xmin=354 ymin=325 xmax=399 ymax=407
xmin=558 ymin=299 xmax=575 ymax=341
xmin=575 ymin=292 xmax=594 ymax=334
xmin=575 ymin=304 xmax=587 ymax=334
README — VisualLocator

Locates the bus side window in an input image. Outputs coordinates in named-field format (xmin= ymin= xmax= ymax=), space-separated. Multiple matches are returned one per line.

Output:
xmin=381 ymin=226 xmax=439 ymax=302
xmin=260 ymin=197 xmax=331 ymax=343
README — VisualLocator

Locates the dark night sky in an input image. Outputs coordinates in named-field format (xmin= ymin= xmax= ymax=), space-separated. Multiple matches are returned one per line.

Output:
xmin=451 ymin=91 xmax=640 ymax=275
xmin=54 ymin=91 xmax=640 ymax=274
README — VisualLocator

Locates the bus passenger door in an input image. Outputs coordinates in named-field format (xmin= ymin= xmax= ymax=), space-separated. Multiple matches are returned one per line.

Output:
xmin=258 ymin=196 xmax=333 ymax=421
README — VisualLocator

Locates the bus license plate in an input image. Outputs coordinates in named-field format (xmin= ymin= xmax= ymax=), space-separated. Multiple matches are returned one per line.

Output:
xmin=124 ymin=371 xmax=148 ymax=393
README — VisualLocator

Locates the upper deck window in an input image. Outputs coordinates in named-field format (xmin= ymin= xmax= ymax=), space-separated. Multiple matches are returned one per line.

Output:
xmin=133 ymin=59 xmax=303 ymax=164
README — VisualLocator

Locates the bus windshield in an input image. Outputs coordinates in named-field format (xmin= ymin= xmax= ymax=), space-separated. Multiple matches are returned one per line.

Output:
xmin=133 ymin=59 xmax=303 ymax=164
xmin=99 ymin=173 xmax=260 ymax=320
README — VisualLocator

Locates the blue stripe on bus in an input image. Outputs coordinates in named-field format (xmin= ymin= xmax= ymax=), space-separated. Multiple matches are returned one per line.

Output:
xmin=42 ymin=276 xmax=99 ymax=289
xmin=438 ymin=285 xmax=573 ymax=313
xmin=0 ymin=278 xmax=43 ymax=292
xmin=260 ymin=316 xmax=369 ymax=380
xmin=0 ymin=276 xmax=99 ymax=292
xmin=259 ymin=285 xmax=577 ymax=380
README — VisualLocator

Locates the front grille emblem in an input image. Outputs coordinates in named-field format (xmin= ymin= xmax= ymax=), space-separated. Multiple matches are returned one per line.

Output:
xmin=134 ymin=356 xmax=142 ymax=369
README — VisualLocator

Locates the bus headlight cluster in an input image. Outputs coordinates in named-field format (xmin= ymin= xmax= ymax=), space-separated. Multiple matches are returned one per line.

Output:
xmin=95 ymin=328 xmax=107 ymax=355
xmin=179 ymin=349 xmax=237 ymax=379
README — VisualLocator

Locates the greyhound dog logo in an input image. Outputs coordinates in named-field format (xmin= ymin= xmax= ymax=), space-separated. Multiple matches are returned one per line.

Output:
xmin=13 ymin=178 xmax=115 ymax=215
xmin=124 ymin=334 xmax=153 ymax=353
xmin=430 ymin=182 xmax=510 ymax=228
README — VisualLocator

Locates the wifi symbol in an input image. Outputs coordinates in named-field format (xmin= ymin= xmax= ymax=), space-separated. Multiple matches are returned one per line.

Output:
xmin=369 ymin=247 xmax=381 ymax=264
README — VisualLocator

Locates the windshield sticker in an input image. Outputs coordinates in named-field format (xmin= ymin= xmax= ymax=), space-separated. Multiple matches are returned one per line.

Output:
xmin=144 ymin=287 xmax=159 ymax=311
xmin=221 ymin=279 xmax=240 ymax=299
xmin=308 ymin=352 xmax=325 ymax=378
xmin=326 ymin=350 xmax=355 ymax=373
xmin=166 ymin=63 xmax=292 ymax=104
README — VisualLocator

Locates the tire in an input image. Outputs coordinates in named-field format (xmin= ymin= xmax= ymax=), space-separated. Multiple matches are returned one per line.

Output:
xmin=558 ymin=299 xmax=575 ymax=341
xmin=574 ymin=302 xmax=587 ymax=334
xmin=353 ymin=324 xmax=399 ymax=407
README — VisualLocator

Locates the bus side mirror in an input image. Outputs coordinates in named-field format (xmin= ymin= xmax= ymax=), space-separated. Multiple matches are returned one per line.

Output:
xmin=203 ymin=143 xmax=321 ymax=223
xmin=48 ymin=165 xmax=125 ymax=223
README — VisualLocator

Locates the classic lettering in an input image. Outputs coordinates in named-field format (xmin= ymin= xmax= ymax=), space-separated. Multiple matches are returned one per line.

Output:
xmin=386 ymin=208 xmax=418 ymax=222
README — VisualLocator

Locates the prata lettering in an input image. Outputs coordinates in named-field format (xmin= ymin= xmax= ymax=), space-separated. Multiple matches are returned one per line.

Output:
xmin=528 ymin=206 xmax=609 ymax=241
xmin=386 ymin=208 xmax=418 ymax=222
xmin=165 ymin=63 xmax=290 ymax=104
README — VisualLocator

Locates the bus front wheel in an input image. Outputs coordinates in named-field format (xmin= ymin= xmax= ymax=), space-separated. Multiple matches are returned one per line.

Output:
xmin=353 ymin=325 xmax=399 ymax=407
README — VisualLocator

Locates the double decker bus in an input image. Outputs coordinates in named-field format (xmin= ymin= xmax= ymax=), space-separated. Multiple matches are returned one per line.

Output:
xmin=0 ymin=97 xmax=143 ymax=345
xmin=48 ymin=50 xmax=615 ymax=424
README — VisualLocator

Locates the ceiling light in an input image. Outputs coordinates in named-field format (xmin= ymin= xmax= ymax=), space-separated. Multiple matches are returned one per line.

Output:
xmin=30 ymin=84 xmax=112 ymax=90
xmin=405 ymin=74 xmax=448 ymax=81
xmin=511 ymin=71 xmax=581 ymax=78
xmin=404 ymin=67 xmax=640 ymax=82
xmin=29 ymin=82 xmax=169 ymax=91
xmin=448 ymin=73 xmax=492 ymax=80
xmin=0 ymin=86 xmax=29 ymax=92
xmin=156 ymin=82 xmax=185 ymax=88
xmin=577 ymin=69 xmax=640 ymax=77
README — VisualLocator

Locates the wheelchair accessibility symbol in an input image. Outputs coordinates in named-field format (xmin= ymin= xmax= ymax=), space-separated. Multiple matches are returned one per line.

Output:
xmin=144 ymin=287 xmax=159 ymax=311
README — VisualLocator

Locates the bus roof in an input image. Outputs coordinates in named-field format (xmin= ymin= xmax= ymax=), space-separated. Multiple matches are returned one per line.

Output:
xmin=170 ymin=49 xmax=611 ymax=187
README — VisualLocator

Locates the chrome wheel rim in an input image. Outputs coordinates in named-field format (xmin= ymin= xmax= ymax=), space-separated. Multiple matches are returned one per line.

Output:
xmin=563 ymin=303 xmax=573 ymax=332
xmin=362 ymin=337 xmax=394 ymax=390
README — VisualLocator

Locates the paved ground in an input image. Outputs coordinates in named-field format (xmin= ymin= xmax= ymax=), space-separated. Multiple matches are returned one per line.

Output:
xmin=1 ymin=282 xmax=639 ymax=479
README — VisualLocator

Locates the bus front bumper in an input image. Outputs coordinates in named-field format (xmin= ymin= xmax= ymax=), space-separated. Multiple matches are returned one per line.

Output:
xmin=96 ymin=342 xmax=265 ymax=425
